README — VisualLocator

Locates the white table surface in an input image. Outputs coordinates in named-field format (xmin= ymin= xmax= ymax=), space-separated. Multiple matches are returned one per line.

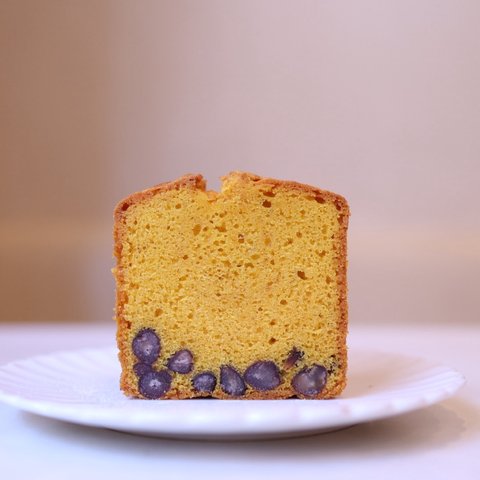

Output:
xmin=0 ymin=322 xmax=478 ymax=480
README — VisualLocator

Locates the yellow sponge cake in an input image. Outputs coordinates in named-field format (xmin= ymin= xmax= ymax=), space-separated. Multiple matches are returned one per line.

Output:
xmin=113 ymin=172 xmax=349 ymax=399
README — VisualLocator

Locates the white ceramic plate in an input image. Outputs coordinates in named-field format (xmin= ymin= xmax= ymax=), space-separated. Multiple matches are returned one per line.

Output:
xmin=0 ymin=346 xmax=465 ymax=440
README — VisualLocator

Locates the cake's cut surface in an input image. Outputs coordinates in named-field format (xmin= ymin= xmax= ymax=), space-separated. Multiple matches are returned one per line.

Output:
xmin=114 ymin=172 xmax=349 ymax=399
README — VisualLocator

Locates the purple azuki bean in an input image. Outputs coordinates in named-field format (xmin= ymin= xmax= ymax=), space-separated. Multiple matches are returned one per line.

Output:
xmin=283 ymin=347 xmax=304 ymax=370
xmin=220 ymin=365 xmax=246 ymax=396
xmin=192 ymin=372 xmax=217 ymax=394
xmin=133 ymin=362 xmax=153 ymax=377
xmin=244 ymin=361 xmax=280 ymax=391
xmin=167 ymin=349 xmax=194 ymax=374
xmin=138 ymin=370 xmax=172 ymax=399
xmin=132 ymin=328 xmax=161 ymax=364
xmin=291 ymin=364 xmax=327 ymax=397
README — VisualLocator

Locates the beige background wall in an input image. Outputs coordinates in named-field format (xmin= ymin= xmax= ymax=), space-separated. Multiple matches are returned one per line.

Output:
xmin=1 ymin=0 xmax=479 ymax=324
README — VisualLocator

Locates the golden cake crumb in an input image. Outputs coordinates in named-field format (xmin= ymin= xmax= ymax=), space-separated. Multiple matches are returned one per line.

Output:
xmin=113 ymin=171 xmax=349 ymax=399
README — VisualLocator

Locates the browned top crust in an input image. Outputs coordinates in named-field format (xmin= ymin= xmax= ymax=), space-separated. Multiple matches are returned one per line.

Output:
xmin=222 ymin=171 xmax=349 ymax=215
xmin=114 ymin=173 xmax=205 ymax=222
xmin=114 ymin=171 xmax=349 ymax=225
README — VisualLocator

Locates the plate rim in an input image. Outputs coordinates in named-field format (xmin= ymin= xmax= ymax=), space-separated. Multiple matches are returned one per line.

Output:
xmin=0 ymin=345 xmax=466 ymax=438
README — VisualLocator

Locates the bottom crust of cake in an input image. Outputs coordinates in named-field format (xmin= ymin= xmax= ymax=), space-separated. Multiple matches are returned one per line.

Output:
xmin=120 ymin=370 xmax=346 ymax=400
xmin=117 ymin=325 xmax=347 ymax=400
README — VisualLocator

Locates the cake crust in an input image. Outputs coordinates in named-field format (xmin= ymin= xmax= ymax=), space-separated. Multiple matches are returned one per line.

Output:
xmin=113 ymin=172 xmax=349 ymax=399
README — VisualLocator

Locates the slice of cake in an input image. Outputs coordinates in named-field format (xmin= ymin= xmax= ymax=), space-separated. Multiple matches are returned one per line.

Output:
xmin=113 ymin=172 xmax=349 ymax=399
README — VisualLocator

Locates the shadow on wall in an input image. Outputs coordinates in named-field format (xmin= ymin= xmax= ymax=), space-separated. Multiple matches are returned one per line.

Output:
xmin=1 ymin=1 xmax=479 ymax=323
xmin=0 ymin=2 xmax=114 ymax=322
